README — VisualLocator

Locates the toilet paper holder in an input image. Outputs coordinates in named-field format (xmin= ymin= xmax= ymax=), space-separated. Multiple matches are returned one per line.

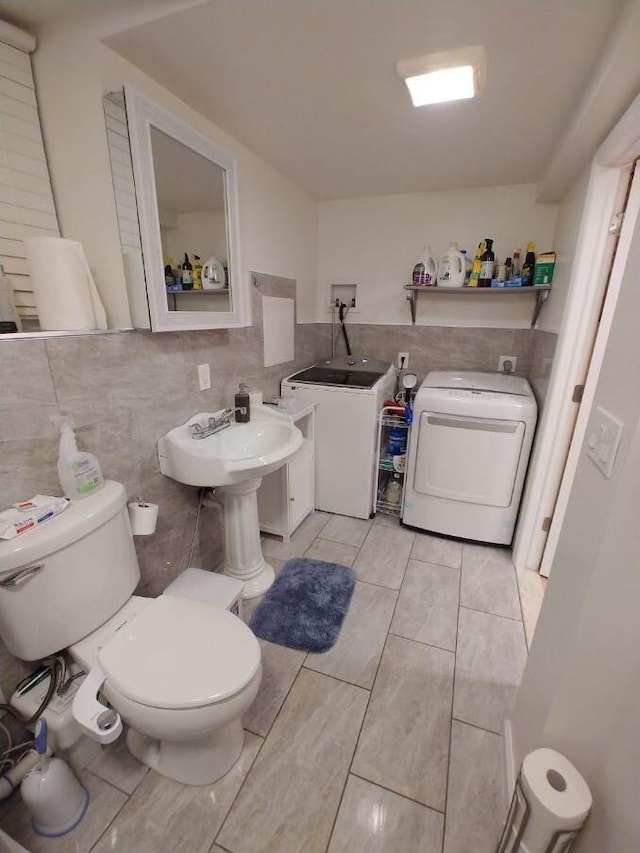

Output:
xmin=496 ymin=744 xmax=592 ymax=853
xmin=496 ymin=775 xmax=581 ymax=853
xmin=127 ymin=497 xmax=159 ymax=536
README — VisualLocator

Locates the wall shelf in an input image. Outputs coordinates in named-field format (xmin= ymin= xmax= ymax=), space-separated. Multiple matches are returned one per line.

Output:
xmin=403 ymin=284 xmax=552 ymax=327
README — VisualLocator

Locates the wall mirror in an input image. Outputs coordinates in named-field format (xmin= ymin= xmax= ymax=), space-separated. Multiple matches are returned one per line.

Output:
xmin=107 ymin=86 xmax=248 ymax=332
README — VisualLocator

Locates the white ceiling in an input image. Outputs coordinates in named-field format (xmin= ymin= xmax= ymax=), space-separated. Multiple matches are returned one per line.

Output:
xmin=150 ymin=126 xmax=225 ymax=217
xmin=0 ymin=0 xmax=626 ymax=199
xmin=103 ymin=0 xmax=624 ymax=199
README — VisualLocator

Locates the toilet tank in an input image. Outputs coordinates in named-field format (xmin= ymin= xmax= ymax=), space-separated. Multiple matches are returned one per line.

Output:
xmin=0 ymin=481 xmax=140 ymax=661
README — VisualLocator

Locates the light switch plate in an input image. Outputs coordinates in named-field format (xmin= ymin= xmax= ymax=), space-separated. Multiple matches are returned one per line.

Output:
xmin=586 ymin=406 xmax=623 ymax=478
xmin=197 ymin=363 xmax=211 ymax=391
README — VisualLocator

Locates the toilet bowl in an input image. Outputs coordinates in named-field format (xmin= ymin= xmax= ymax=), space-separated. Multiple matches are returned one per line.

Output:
xmin=70 ymin=595 xmax=261 ymax=785
xmin=0 ymin=481 xmax=262 ymax=787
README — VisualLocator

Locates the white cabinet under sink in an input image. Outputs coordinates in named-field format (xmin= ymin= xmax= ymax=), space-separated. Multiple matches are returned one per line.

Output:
xmin=257 ymin=404 xmax=315 ymax=542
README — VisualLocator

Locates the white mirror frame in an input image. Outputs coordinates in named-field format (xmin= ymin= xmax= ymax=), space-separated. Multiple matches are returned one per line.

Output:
xmin=124 ymin=85 xmax=249 ymax=331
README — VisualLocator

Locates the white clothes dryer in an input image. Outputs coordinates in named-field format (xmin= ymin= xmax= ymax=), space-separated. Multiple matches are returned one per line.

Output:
xmin=402 ymin=371 xmax=537 ymax=545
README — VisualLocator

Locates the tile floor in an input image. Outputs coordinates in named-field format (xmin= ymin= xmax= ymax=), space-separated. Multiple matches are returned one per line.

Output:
xmin=0 ymin=511 xmax=544 ymax=853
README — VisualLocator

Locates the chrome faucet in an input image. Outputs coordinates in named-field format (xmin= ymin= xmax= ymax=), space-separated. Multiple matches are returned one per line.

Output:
xmin=189 ymin=407 xmax=248 ymax=439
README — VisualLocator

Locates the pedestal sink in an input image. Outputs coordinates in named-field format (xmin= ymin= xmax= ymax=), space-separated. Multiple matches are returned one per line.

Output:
xmin=158 ymin=405 xmax=303 ymax=598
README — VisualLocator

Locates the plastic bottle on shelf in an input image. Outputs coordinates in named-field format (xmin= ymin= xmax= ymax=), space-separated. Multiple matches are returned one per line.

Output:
xmin=385 ymin=474 xmax=403 ymax=506
xmin=461 ymin=249 xmax=472 ymax=284
xmin=411 ymin=247 xmax=437 ymax=286
xmin=478 ymin=238 xmax=495 ymax=287
xmin=505 ymin=257 xmax=513 ymax=282
xmin=521 ymin=243 xmax=536 ymax=286
xmin=513 ymin=249 xmax=522 ymax=277
xmin=468 ymin=242 xmax=485 ymax=287
xmin=437 ymin=242 xmax=466 ymax=288
xmin=387 ymin=427 xmax=407 ymax=456
xmin=164 ymin=258 xmax=176 ymax=290
xmin=181 ymin=253 xmax=193 ymax=290
xmin=192 ymin=255 xmax=203 ymax=289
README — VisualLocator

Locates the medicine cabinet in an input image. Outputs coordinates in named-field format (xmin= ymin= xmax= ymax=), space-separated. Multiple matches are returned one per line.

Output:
xmin=106 ymin=87 xmax=249 ymax=332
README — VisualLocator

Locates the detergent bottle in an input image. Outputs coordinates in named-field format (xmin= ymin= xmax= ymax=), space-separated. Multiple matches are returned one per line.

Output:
xmin=437 ymin=242 xmax=466 ymax=288
xmin=411 ymin=247 xmax=437 ymax=286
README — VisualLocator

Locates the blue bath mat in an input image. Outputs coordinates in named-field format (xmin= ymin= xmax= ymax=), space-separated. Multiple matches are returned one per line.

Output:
xmin=249 ymin=558 xmax=356 ymax=653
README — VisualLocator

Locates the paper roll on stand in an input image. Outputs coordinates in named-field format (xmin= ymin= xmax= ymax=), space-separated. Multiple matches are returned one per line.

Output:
xmin=496 ymin=748 xmax=592 ymax=853
xmin=25 ymin=237 xmax=107 ymax=331
xmin=127 ymin=500 xmax=159 ymax=536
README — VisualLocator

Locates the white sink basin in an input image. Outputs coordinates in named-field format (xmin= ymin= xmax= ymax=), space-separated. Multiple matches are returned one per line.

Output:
xmin=158 ymin=404 xmax=303 ymax=487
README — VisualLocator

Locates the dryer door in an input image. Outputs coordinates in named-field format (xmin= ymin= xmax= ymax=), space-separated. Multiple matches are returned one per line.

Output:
xmin=413 ymin=412 xmax=525 ymax=507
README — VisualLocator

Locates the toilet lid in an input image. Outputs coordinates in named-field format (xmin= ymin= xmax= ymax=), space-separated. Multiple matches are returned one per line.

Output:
xmin=98 ymin=595 xmax=261 ymax=710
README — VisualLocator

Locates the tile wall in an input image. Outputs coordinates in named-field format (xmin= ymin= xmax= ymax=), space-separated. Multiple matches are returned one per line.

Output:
xmin=0 ymin=274 xmax=329 ymax=691
xmin=332 ymin=323 xmax=539 ymax=377
xmin=0 ymin=307 xmax=555 ymax=694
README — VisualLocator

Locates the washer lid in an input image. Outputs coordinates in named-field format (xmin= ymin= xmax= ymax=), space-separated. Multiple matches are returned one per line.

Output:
xmin=98 ymin=595 xmax=261 ymax=710
xmin=422 ymin=370 xmax=533 ymax=396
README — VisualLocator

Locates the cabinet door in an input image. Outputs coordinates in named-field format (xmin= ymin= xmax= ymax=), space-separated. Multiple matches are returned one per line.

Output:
xmin=288 ymin=439 xmax=314 ymax=532
xmin=413 ymin=412 xmax=525 ymax=507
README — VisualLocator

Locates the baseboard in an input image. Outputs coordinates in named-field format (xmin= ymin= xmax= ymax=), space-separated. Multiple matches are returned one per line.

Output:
xmin=503 ymin=718 xmax=517 ymax=806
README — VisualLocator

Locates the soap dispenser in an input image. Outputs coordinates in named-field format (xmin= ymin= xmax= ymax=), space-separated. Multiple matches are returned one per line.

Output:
xmin=235 ymin=384 xmax=250 ymax=422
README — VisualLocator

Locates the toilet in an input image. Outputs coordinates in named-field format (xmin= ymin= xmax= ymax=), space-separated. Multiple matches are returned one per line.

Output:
xmin=0 ymin=481 xmax=262 ymax=786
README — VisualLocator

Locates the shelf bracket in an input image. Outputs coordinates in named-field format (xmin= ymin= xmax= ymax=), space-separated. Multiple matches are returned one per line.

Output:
xmin=406 ymin=289 xmax=418 ymax=324
xmin=531 ymin=287 xmax=550 ymax=327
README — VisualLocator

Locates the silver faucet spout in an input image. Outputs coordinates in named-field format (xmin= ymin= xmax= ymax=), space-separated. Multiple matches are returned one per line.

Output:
xmin=189 ymin=407 xmax=248 ymax=439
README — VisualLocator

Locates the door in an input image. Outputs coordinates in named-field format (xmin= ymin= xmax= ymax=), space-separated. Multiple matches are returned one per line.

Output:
xmin=538 ymin=158 xmax=640 ymax=576
xmin=288 ymin=439 xmax=314 ymax=532
xmin=513 ymin=121 xmax=640 ymax=576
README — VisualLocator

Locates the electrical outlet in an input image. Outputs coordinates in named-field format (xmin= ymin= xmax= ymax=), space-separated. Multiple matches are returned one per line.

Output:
xmin=397 ymin=352 xmax=409 ymax=369
xmin=197 ymin=363 xmax=211 ymax=391
xmin=498 ymin=355 xmax=517 ymax=374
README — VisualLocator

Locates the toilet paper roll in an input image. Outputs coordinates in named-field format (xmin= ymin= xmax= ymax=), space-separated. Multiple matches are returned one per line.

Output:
xmin=25 ymin=237 xmax=108 ymax=331
xmin=518 ymin=748 xmax=592 ymax=852
xmin=127 ymin=501 xmax=159 ymax=536
xmin=249 ymin=390 xmax=263 ymax=407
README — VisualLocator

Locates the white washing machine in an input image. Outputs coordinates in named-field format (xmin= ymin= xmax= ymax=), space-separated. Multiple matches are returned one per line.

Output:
xmin=282 ymin=356 xmax=395 ymax=519
xmin=403 ymin=371 xmax=537 ymax=545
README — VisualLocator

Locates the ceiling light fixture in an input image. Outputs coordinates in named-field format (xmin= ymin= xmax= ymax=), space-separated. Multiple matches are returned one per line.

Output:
xmin=396 ymin=46 xmax=485 ymax=107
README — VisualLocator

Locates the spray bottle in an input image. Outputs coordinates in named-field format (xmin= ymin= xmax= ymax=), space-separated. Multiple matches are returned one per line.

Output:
xmin=55 ymin=416 xmax=104 ymax=500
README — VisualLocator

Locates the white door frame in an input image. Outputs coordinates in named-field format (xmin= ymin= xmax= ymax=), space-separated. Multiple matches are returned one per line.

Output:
xmin=513 ymin=92 xmax=640 ymax=576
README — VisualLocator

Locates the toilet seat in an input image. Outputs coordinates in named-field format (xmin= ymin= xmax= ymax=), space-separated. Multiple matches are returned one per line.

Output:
xmin=98 ymin=595 xmax=261 ymax=710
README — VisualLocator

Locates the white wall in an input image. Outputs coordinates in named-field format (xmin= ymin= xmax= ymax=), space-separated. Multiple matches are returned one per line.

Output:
xmin=538 ymin=167 xmax=591 ymax=333
xmin=511 ymin=168 xmax=640 ymax=850
xmin=162 ymin=210 xmax=228 ymax=267
xmin=31 ymin=25 xmax=319 ymax=326
xmin=317 ymin=185 xmax=558 ymax=327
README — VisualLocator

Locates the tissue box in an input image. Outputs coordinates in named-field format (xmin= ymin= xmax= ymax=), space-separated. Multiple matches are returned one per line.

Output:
xmin=534 ymin=252 xmax=556 ymax=285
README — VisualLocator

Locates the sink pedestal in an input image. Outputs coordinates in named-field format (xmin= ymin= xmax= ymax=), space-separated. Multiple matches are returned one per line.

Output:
xmin=220 ymin=478 xmax=275 ymax=599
